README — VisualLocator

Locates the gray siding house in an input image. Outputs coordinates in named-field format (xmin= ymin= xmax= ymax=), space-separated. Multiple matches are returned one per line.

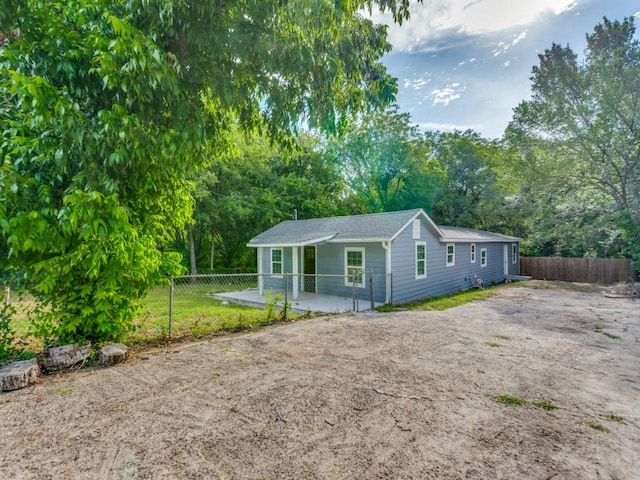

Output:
xmin=247 ymin=209 xmax=520 ymax=306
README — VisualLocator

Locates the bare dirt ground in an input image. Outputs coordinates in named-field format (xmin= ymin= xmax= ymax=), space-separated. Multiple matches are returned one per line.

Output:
xmin=1 ymin=281 xmax=639 ymax=480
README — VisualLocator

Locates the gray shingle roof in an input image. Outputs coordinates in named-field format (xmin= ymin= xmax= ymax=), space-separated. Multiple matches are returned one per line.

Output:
xmin=438 ymin=226 xmax=520 ymax=243
xmin=248 ymin=209 xmax=520 ymax=246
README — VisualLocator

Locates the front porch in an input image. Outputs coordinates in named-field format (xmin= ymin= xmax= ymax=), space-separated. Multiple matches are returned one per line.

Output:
xmin=215 ymin=288 xmax=383 ymax=313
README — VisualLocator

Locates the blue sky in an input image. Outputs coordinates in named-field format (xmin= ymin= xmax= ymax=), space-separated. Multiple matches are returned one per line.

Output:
xmin=370 ymin=0 xmax=640 ymax=139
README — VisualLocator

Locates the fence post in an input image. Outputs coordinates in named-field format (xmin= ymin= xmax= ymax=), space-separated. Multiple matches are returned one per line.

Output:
xmin=283 ymin=274 xmax=288 ymax=320
xmin=369 ymin=270 xmax=374 ymax=311
xmin=169 ymin=277 xmax=174 ymax=337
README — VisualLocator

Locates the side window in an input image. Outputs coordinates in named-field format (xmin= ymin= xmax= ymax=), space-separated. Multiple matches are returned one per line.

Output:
xmin=512 ymin=243 xmax=518 ymax=264
xmin=446 ymin=243 xmax=455 ymax=267
xmin=480 ymin=248 xmax=487 ymax=267
xmin=271 ymin=248 xmax=283 ymax=276
xmin=470 ymin=243 xmax=476 ymax=263
xmin=345 ymin=248 xmax=365 ymax=287
xmin=416 ymin=242 xmax=426 ymax=279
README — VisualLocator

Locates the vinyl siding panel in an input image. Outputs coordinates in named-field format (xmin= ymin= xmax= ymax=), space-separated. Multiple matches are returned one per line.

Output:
xmin=390 ymin=218 xmax=520 ymax=304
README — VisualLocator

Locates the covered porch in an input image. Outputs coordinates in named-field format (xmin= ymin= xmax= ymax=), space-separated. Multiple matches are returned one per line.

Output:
xmin=215 ymin=288 xmax=382 ymax=314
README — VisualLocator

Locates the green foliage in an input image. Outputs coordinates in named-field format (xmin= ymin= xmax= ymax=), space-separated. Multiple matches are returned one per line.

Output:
xmin=489 ymin=394 xmax=527 ymax=406
xmin=0 ymin=302 xmax=23 ymax=365
xmin=507 ymin=17 xmax=640 ymax=264
xmin=0 ymin=0 xmax=408 ymax=343
xmin=532 ymin=400 xmax=558 ymax=411
xmin=328 ymin=106 xmax=443 ymax=213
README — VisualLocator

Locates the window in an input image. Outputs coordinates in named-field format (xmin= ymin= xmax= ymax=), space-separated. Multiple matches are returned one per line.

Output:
xmin=416 ymin=242 xmax=426 ymax=279
xmin=480 ymin=248 xmax=487 ymax=267
xmin=412 ymin=219 xmax=420 ymax=240
xmin=470 ymin=243 xmax=476 ymax=263
xmin=271 ymin=248 xmax=282 ymax=276
xmin=446 ymin=243 xmax=455 ymax=266
xmin=512 ymin=243 xmax=518 ymax=264
xmin=345 ymin=248 xmax=365 ymax=287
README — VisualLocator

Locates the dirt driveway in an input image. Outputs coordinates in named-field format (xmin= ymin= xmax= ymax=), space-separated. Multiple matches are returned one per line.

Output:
xmin=1 ymin=281 xmax=639 ymax=480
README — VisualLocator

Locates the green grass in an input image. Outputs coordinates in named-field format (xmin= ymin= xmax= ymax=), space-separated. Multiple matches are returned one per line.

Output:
xmin=489 ymin=394 xmax=558 ymax=411
xmin=485 ymin=342 xmax=502 ymax=348
xmin=606 ymin=413 xmax=626 ymax=424
xmin=489 ymin=394 xmax=527 ymax=406
xmin=6 ymin=285 xmax=298 ymax=351
xmin=582 ymin=420 xmax=610 ymax=433
xmin=532 ymin=400 xmax=558 ymax=411
xmin=495 ymin=334 xmax=511 ymax=340
xmin=602 ymin=331 xmax=621 ymax=340
xmin=376 ymin=286 xmax=498 ymax=312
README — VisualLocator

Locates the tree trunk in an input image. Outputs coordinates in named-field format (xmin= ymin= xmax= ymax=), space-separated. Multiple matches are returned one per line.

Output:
xmin=0 ymin=359 xmax=40 ymax=391
xmin=188 ymin=224 xmax=197 ymax=279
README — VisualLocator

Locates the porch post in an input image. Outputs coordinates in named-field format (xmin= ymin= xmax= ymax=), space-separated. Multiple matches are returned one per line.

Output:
xmin=292 ymin=246 xmax=299 ymax=300
xmin=382 ymin=241 xmax=392 ymax=304
xmin=257 ymin=247 xmax=264 ymax=296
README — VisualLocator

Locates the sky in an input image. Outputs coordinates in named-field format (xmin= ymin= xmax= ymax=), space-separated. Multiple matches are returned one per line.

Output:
xmin=369 ymin=0 xmax=640 ymax=139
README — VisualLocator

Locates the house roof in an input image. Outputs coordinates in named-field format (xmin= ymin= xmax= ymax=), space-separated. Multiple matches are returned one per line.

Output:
xmin=247 ymin=209 xmax=520 ymax=247
xmin=438 ymin=226 xmax=520 ymax=243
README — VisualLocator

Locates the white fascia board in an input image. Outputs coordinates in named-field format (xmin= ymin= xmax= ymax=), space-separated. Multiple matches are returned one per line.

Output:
xmin=246 ymin=234 xmax=336 ymax=248
xmin=327 ymin=237 xmax=390 ymax=243
xmin=439 ymin=237 xmax=521 ymax=243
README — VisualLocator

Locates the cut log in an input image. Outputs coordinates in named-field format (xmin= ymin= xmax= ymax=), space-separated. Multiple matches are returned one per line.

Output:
xmin=0 ymin=358 xmax=40 ymax=391
xmin=40 ymin=343 xmax=91 ymax=373
xmin=99 ymin=343 xmax=129 ymax=366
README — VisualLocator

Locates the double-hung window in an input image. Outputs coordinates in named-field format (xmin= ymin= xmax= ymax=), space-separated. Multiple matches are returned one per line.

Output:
xmin=345 ymin=248 xmax=365 ymax=287
xmin=271 ymin=248 xmax=283 ymax=276
xmin=446 ymin=243 xmax=455 ymax=267
xmin=416 ymin=242 xmax=427 ymax=279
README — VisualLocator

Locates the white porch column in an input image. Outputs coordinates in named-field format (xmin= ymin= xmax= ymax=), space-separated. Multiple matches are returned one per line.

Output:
xmin=382 ymin=241 xmax=392 ymax=304
xmin=257 ymin=247 xmax=264 ymax=296
xmin=292 ymin=246 xmax=299 ymax=300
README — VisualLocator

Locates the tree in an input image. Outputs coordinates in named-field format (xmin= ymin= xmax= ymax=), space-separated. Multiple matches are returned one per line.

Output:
xmin=426 ymin=130 xmax=503 ymax=229
xmin=0 ymin=0 xmax=414 ymax=343
xmin=328 ymin=106 xmax=441 ymax=213
xmin=508 ymin=17 xmax=640 ymax=267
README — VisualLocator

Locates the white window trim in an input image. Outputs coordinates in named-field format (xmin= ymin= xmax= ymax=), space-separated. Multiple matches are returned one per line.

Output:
xmin=446 ymin=243 xmax=455 ymax=267
xmin=512 ymin=243 xmax=517 ymax=264
xmin=470 ymin=243 xmax=476 ymax=264
xmin=416 ymin=241 xmax=427 ymax=279
xmin=271 ymin=248 xmax=283 ymax=277
xmin=344 ymin=247 xmax=365 ymax=288
xmin=480 ymin=248 xmax=488 ymax=268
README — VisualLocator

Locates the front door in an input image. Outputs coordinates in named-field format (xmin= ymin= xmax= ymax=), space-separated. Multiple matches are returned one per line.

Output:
xmin=303 ymin=246 xmax=316 ymax=293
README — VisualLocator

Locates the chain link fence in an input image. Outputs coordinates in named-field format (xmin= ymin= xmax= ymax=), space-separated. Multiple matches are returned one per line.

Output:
xmin=167 ymin=271 xmax=391 ymax=336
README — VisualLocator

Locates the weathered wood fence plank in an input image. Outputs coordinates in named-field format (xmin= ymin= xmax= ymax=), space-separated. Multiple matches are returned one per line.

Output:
xmin=521 ymin=257 xmax=636 ymax=284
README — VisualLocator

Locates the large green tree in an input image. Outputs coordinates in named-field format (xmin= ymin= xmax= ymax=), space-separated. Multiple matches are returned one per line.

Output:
xmin=0 ymin=0 xmax=413 ymax=343
xmin=328 ymin=106 xmax=442 ymax=213
xmin=508 ymin=17 xmax=640 ymax=266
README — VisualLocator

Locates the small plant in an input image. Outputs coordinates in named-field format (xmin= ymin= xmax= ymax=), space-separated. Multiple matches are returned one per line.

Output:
xmin=582 ymin=420 xmax=610 ymax=433
xmin=486 ymin=342 xmax=501 ymax=348
xmin=495 ymin=334 xmax=511 ymax=340
xmin=594 ymin=325 xmax=603 ymax=332
xmin=606 ymin=413 xmax=626 ymax=424
xmin=489 ymin=394 xmax=527 ymax=406
xmin=53 ymin=385 xmax=73 ymax=397
xmin=230 ymin=404 xmax=238 ymax=413
xmin=602 ymin=331 xmax=620 ymax=339
xmin=532 ymin=400 xmax=558 ymax=411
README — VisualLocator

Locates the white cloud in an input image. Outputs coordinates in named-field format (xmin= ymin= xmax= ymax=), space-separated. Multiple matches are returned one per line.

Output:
xmin=369 ymin=0 xmax=579 ymax=52
xmin=417 ymin=121 xmax=483 ymax=132
xmin=404 ymin=76 xmax=431 ymax=90
xmin=431 ymin=83 xmax=466 ymax=106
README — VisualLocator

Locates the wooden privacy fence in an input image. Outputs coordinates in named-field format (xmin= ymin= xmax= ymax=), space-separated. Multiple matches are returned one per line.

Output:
xmin=520 ymin=257 xmax=636 ymax=284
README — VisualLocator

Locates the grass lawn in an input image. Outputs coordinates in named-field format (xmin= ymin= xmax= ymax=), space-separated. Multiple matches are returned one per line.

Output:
xmin=377 ymin=285 xmax=500 ymax=312
xmin=6 ymin=284 xmax=293 ymax=352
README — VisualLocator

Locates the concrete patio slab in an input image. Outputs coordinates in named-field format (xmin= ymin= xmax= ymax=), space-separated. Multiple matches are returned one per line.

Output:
xmin=214 ymin=289 xmax=382 ymax=313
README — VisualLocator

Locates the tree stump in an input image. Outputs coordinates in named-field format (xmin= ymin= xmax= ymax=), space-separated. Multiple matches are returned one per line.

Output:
xmin=99 ymin=343 xmax=129 ymax=366
xmin=40 ymin=343 xmax=91 ymax=373
xmin=0 ymin=358 xmax=40 ymax=391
